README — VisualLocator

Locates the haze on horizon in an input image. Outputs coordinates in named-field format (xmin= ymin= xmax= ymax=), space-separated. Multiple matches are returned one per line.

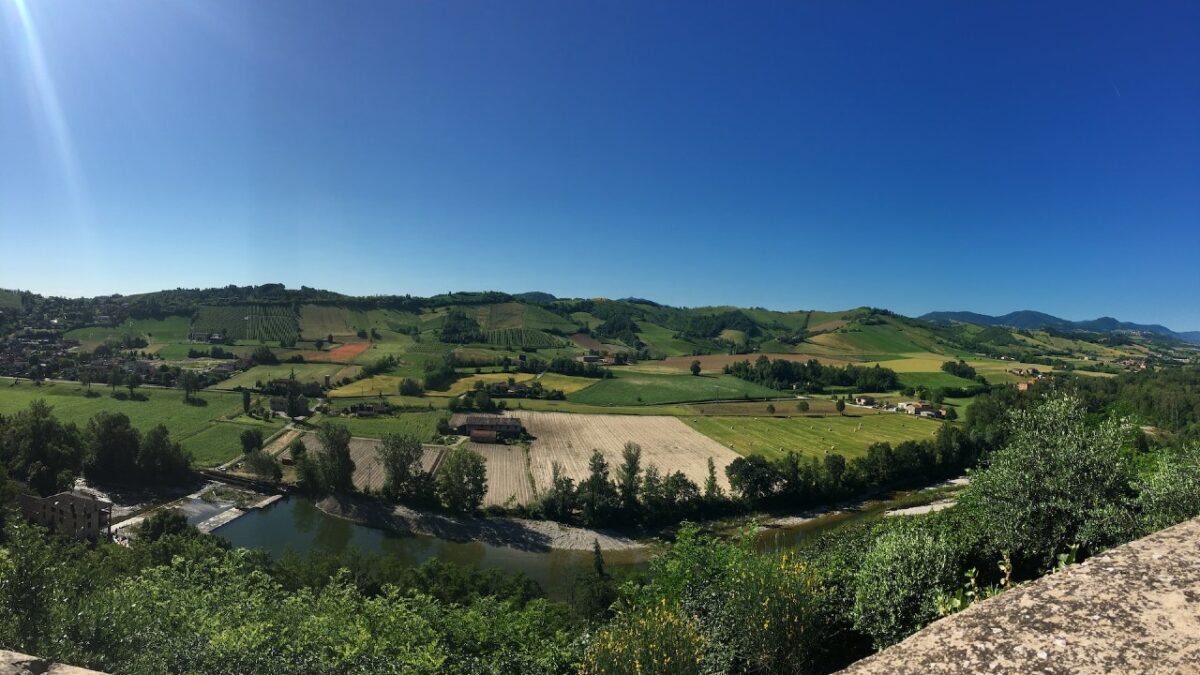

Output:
xmin=1 ymin=1 xmax=1197 ymax=329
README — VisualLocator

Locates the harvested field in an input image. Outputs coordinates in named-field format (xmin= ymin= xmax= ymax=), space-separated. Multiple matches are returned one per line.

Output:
xmin=466 ymin=442 xmax=536 ymax=507
xmin=298 ymin=434 xmax=445 ymax=492
xmin=570 ymin=333 xmax=603 ymax=350
xmin=516 ymin=411 xmax=740 ymax=494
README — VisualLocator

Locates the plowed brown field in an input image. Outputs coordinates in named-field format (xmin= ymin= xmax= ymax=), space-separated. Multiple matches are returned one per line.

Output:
xmin=515 ymin=411 xmax=740 ymax=495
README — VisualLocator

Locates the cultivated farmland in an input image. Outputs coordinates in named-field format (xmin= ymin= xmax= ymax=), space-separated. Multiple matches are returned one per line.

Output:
xmin=485 ymin=328 xmax=567 ymax=349
xmin=193 ymin=305 xmax=299 ymax=342
xmin=467 ymin=442 xmax=537 ymax=507
xmin=683 ymin=412 xmax=944 ymax=462
xmin=517 ymin=411 xmax=741 ymax=495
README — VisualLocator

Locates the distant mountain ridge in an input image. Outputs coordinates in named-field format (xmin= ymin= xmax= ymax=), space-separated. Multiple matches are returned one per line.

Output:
xmin=920 ymin=310 xmax=1200 ymax=344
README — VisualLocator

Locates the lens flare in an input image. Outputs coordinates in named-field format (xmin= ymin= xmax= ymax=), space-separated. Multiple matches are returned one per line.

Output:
xmin=9 ymin=0 xmax=91 ymax=228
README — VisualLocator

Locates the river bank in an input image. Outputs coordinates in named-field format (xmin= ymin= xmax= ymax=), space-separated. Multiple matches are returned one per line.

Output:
xmin=315 ymin=494 xmax=647 ymax=552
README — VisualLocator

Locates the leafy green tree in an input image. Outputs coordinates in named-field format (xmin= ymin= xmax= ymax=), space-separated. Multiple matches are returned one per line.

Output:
xmin=244 ymin=449 xmax=283 ymax=483
xmin=964 ymin=395 xmax=1138 ymax=567
xmin=84 ymin=411 xmax=141 ymax=484
xmin=0 ymin=400 xmax=83 ymax=495
xmin=944 ymin=407 xmax=958 ymax=421
xmin=436 ymin=446 xmax=487 ymax=513
xmin=576 ymin=540 xmax=617 ymax=623
xmin=240 ymin=428 xmax=264 ymax=453
xmin=578 ymin=450 xmax=619 ymax=527
xmin=690 ymin=360 xmax=701 ymax=376
xmin=378 ymin=433 xmax=426 ymax=499
xmin=136 ymin=424 xmax=192 ymax=484
xmin=852 ymin=524 xmax=960 ymax=649
xmin=179 ymin=370 xmax=200 ymax=402
xmin=836 ymin=399 xmax=846 ymax=415
xmin=766 ymin=403 xmax=776 ymax=415
xmin=242 ymin=389 xmax=251 ymax=413
xmin=109 ymin=366 xmax=123 ymax=394
xmin=615 ymin=442 xmax=642 ymax=515
xmin=797 ymin=400 xmax=809 ymax=412
xmin=725 ymin=455 xmax=778 ymax=503
xmin=316 ymin=422 xmax=356 ymax=493
xmin=135 ymin=508 xmax=195 ymax=541
xmin=703 ymin=456 xmax=724 ymax=500
xmin=540 ymin=462 xmax=578 ymax=522
xmin=125 ymin=371 xmax=142 ymax=398
xmin=1137 ymin=443 xmax=1200 ymax=533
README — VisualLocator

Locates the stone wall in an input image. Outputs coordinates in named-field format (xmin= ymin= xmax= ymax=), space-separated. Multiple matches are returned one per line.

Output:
xmin=840 ymin=517 xmax=1200 ymax=674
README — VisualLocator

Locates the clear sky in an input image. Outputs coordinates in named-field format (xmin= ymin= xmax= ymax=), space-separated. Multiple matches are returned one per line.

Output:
xmin=1 ymin=1 xmax=1197 ymax=329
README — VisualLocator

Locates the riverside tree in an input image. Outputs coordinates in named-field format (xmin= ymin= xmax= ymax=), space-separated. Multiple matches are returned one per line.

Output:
xmin=436 ymin=445 xmax=487 ymax=513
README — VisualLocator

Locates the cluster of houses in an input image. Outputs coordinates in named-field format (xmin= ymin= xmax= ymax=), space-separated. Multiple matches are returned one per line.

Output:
xmin=894 ymin=401 xmax=949 ymax=419
xmin=1117 ymin=358 xmax=1148 ymax=370
xmin=0 ymin=332 xmax=78 ymax=378
xmin=448 ymin=413 xmax=524 ymax=444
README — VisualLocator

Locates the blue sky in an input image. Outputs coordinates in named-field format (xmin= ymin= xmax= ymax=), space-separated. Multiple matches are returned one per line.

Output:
xmin=2 ymin=1 xmax=1198 ymax=329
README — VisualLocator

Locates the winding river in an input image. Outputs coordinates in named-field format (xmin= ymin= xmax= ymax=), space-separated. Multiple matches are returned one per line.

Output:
xmin=215 ymin=493 xmax=917 ymax=601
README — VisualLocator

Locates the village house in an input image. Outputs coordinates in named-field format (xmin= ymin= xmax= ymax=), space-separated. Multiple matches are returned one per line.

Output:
xmin=19 ymin=490 xmax=113 ymax=540
xmin=854 ymin=396 xmax=875 ymax=406
xmin=449 ymin=413 xmax=524 ymax=438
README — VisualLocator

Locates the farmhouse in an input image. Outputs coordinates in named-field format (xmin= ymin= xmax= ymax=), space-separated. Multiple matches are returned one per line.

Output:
xmin=449 ymin=413 xmax=524 ymax=438
xmin=897 ymin=401 xmax=934 ymax=416
xmin=854 ymin=396 xmax=875 ymax=406
xmin=575 ymin=355 xmax=602 ymax=364
xmin=19 ymin=490 xmax=112 ymax=540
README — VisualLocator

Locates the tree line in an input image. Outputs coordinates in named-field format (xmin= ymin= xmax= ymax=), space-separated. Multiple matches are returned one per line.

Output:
xmin=0 ymin=401 xmax=192 ymax=496
xmin=724 ymin=355 xmax=900 ymax=393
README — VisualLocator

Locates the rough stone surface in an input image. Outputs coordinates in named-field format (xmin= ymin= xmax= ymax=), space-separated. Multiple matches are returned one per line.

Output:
xmin=0 ymin=650 xmax=105 ymax=674
xmin=840 ymin=517 xmax=1200 ymax=674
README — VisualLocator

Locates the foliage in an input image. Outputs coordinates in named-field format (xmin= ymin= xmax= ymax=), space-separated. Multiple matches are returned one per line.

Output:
xmin=438 ymin=309 xmax=485 ymax=344
xmin=851 ymin=525 xmax=960 ymax=648
xmin=436 ymin=446 xmax=487 ymax=513
xmin=725 ymin=356 xmax=899 ymax=393
xmin=315 ymin=423 xmax=356 ymax=494
xmin=963 ymin=394 xmax=1138 ymax=567
xmin=1136 ymin=443 xmax=1200 ymax=533
xmin=0 ymin=399 xmax=83 ymax=495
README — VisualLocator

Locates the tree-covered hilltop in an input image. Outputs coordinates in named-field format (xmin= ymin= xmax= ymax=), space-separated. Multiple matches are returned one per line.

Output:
xmin=2 ymin=284 xmax=1194 ymax=368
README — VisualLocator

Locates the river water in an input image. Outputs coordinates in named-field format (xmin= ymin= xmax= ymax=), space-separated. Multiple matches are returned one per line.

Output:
xmin=215 ymin=494 xmax=906 ymax=601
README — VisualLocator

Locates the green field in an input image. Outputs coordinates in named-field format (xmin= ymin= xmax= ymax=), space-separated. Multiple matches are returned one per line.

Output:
xmin=213 ymin=363 xmax=360 ymax=390
xmin=896 ymin=371 xmax=980 ymax=391
xmin=684 ymin=412 xmax=945 ymax=461
xmin=636 ymin=321 xmax=700 ymax=357
xmin=193 ymin=305 xmax=298 ymax=342
xmin=0 ymin=378 xmax=279 ymax=467
xmin=66 ymin=316 xmax=192 ymax=348
xmin=568 ymin=371 xmax=783 ymax=406
xmin=331 ymin=410 xmax=449 ymax=441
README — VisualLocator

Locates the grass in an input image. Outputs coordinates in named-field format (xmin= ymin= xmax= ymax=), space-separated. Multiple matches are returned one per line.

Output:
xmin=896 ymin=371 xmax=980 ymax=391
xmin=568 ymin=371 xmax=783 ymax=406
xmin=636 ymin=321 xmax=700 ymax=357
xmin=807 ymin=322 xmax=934 ymax=355
xmin=66 ymin=316 xmax=191 ymax=348
xmin=683 ymin=412 xmax=945 ymax=462
xmin=327 ymin=410 xmax=449 ymax=442
xmin=298 ymin=304 xmax=356 ymax=337
xmin=0 ymin=378 xmax=277 ymax=467
xmin=212 ymin=364 xmax=360 ymax=390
